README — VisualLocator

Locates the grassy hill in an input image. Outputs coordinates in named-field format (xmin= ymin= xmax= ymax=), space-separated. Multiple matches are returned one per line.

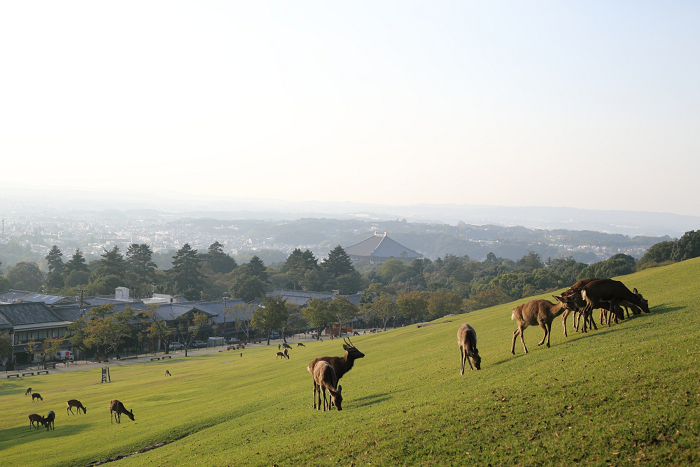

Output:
xmin=2 ymin=258 xmax=699 ymax=466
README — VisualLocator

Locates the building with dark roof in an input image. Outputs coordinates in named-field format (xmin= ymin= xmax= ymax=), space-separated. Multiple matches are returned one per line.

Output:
xmin=344 ymin=232 xmax=422 ymax=263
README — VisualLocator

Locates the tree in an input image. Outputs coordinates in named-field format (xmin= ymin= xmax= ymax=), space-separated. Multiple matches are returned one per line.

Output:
xmin=230 ymin=274 xmax=267 ymax=302
xmin=427 ymin=291 xmax=463 ymax=319
xmin=64 ymin=249 xmax=90 ymax=275
xmin=283 ymin=248 xmax=319 ymax=289
xmin=6 ymin=262 xmax=44 ymax=291
xmin=175 ymin=311 xmax=208 ymax=357
xmin=397 ymin=290 xmax=429 ymax=322
xmin=139 ymin=305 xmax=172 ymax=354
xmin=126 ymin=244 xmax=157 ymax=295
xmin=251 ymin=295 xmax=290 ymax=345
xmin=301 ymin=298 xmax=333 ymax=340
xmin=371 ymin=294 xmax=398 ymax=331
xmin=0 ymin=334 xmax=13 ymax=366
xmin=515 ymin=251 xmax=544 ymax=273
xmin=671 ymin=230 xmax=700 ymax=263
xmin=68 ymin=304 xmax=135 ymax=359
xmin=577 ymin=254 xmax=636 ymax=280
xmin=638 ymin=241 xmax=675 ymax=269
xmin=88 ymin=246 xmax=129 ymax=295
xmin=44 ymin=246 xmax=65 ymax=290
xmin=322 ymin=245 xmax=355 ymax=278
xmin=0 ymin=262 xmax=10 ymax=293
xmin=328 ymin=296 xmax=358 ymax=337
xmin=204 ymin=241 xmax=237 ymax=274
xmin=246 ymin=256 xmax=268 ymax=282
xmin=170 ymin=243 xmax=204 ymax=294
xmin=228 ymin=303 xmax=253 ymax=342
xmin=40 ymin=337 xmax=63 ymax=365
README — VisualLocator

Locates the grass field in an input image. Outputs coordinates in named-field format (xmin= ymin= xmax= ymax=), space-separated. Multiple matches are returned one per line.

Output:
xmin=2 ymin=258 xmax=700 ymax=466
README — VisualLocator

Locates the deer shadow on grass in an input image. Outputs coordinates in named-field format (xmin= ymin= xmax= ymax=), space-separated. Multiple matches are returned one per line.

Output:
xmin=351 ymin=392 xmax=392 ymax=408
xmin=0 ymin=423 xmax=89 ymax=447
xmin=646 ymin=303 xmax=684 ymax=315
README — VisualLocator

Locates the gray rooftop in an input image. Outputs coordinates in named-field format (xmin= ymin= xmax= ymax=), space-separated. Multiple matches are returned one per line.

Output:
xmin=344 ymin=232 xmax=422 ymax=260
xmin=0 ymin=302 xmax=64 ymax=326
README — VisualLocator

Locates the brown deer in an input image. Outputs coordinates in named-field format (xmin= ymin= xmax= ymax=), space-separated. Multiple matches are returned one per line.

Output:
xmin=457 ymin=324 xmax=481 ymax=373
xmin=307 ymin=337 xmax=365 ymax=381
xmin=297 ymin=342 xmax=305 ymax=347
xmin=511 ymin=296 xmax=575 ymax=354
xmin=25 ymin=387 xmax=32 ymax=396
xmin=32 ymin=393 xmax=43 ymax=402
xmin=164 ymin=370 xmax=171 ymax=377
xmin=560 ymin=278 xmax=600 ymax=336
xmin=309 ymin=360 xmax=343 ymax=411
xmin=110 ymin=400 xmax=135 ymax=424
xmin=276 ymin=351 xmax=288 ymax=360
xmin=43 ymin=410 xmax=55 ymax=431
xmin=580 ymin=280 xmax=649 ymax=332
xmin=28 ymin=413 xmax=45 ymax=430
xmin=66 ymin=399 xmax=87 ymax=415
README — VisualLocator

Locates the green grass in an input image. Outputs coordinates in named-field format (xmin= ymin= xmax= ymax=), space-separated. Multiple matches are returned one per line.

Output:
xmin=2 ymin=258 xmax=700 ymax=466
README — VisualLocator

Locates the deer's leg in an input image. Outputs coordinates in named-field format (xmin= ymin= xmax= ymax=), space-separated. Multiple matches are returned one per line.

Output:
xmin=537 ymin=321 xmax=548 ymax=346
xmin=546 ymin=322 xmax=552 ymax=348
xmin=460 ymin=347 xmax=465 ymax=375
xmin=562 ymin=309 xmax=570 ymax=337
xmin=511 ymin=328 xmax=521 ymax=355
xmin=519 ymin=326 xmax=528 ymax=353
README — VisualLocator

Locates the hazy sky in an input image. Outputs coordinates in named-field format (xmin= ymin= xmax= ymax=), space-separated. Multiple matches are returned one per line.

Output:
xmin=2 ymin=1 xmax=699 ymax=216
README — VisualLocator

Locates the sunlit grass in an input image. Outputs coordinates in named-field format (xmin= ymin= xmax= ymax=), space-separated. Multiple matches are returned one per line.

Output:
xmin=2 ymin=258 xmax=700 ymax=466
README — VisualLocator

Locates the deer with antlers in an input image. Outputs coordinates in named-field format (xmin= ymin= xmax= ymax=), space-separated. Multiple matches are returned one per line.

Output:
xmin=307 ymin=337 xmax=365 ymax=381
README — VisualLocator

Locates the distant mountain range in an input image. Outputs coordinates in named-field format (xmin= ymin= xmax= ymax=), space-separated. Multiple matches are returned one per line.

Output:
xmin=2 ymin=187 xmax=697 ymax=238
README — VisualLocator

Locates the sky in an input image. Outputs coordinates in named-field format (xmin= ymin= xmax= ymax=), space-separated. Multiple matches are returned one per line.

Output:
xmin=2 ymin=1 xmax=699 ymax=217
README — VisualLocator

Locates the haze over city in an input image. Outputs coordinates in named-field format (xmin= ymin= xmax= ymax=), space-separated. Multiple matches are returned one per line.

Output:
xmin=2 ymin=1 xmax=699 ymax=218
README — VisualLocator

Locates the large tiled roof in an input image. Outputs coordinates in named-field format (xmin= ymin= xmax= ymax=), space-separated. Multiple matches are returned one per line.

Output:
xmin=22 ymin=294 xmax=76 ymax=306
xmin=0 ymin=302 xmax=64 ymax=326
xmin=344 ymin=232 xmax=422 ymax=260
xmin=0 ymin=290 xmax=34 ymax=303
xmin=267 ymin=289 xmax=363 ymax=307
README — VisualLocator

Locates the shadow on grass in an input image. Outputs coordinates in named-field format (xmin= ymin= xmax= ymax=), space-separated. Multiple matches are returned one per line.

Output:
xmin=647 ymin=303 xmax=684 ymax=315
xmin=0 ymin=423 xmax=89 ymax=447
xmin=352 ymin=392 xmax=392 ymax=408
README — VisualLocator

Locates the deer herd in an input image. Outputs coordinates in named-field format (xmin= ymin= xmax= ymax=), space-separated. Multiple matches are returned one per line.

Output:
xmin=19 ymin=279 xmax=650 ymax=432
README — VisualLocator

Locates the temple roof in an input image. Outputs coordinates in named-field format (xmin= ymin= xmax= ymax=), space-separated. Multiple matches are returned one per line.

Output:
xmin=344 ymin=232 xmax=422 ymax=261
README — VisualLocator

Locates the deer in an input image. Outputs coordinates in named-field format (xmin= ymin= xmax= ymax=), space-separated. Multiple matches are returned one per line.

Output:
xmin=25 ymin=387 xmax=32 ymax=396
xmin=579 ymin=280 xmax=650 ymax=332
xmin=28 ymin=413 xmax=45 ymax=430
xmin=282 ymin=343 xmax=292 ymax=350
xmin=276 ymin=351 xmax=288 ymax=360
xmin=559 ymin=278 xmax=601 ymax=336
xmin=43 ymin=410 xmax=55 ymax=431
xmin=110 ymin=399 xmax=135 ymax=424
xmin=307 ymin=337 xmax=365 ymax=382
xmin=164 ymin=370 xmax=171 ymax=377
xmin=297 ymin=342 xmax=306 ymax=347
xmin=66 ymin=399 xmax=87 ymax=415
xmin=309 ymin=360 xmax=343 ymax=411
xmin=32 ymin=393 xmax=43 ymax=402
xmin=457 ymin=324 xmax=481 ymax=373
xmin=511 ymin=295 xmax=576 ymax=354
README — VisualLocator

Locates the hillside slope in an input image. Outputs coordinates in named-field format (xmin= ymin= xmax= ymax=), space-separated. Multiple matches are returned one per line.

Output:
xmin=1 ymin=258 xmax=699 ymax=466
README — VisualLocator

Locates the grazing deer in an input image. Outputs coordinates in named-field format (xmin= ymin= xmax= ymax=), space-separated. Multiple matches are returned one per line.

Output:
xmin=457 ymin=324 xmax=481 ymax=373
xmin=307 ymin=337 xmax=365 ymax=382
xmin=282 ymin=343 xmax=292 ymax=350
xmin=560 ymin=278 xmax=600 ymax=336
xmin=511 ymin=296 xmax=575 ymax=354
xmin=32 ymin=393 xmax=43 ymax=402
xmin=297 ymin=342 xmax=305 ymax=347
xmin=66 ymin=399 xmax=87 ymax=415
xmin=28 ymin=413 xmax=45 ymax=430
xmin=25 ymin=387 xmax=32 ymax=396
xmin=110 ymin=399 xmax=135 ymax=424
xmin=309 ymin=360 xmax=343 ymax=411
xmin=276 ymin=351 xmax=288 ymax=360
xmin=164 ymin=370 xmax=171 ymax=377
xmin=43 ymin=410 xmax=55 ymax=431
xmin=579 ymin=280 xmax=649 ymax=332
